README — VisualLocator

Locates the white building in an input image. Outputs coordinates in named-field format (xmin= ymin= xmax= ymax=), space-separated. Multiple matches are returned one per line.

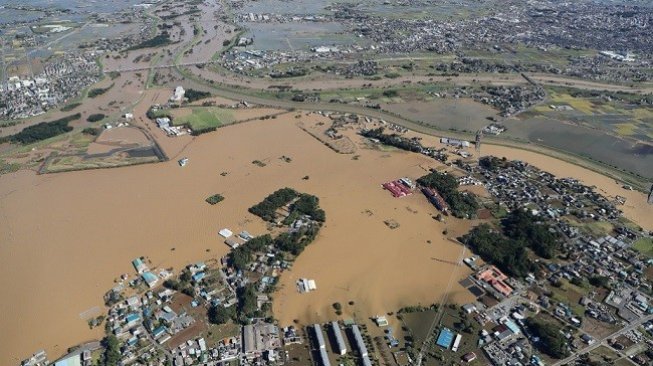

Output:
xmin=170 ymin=86 xmax=185 ymax=103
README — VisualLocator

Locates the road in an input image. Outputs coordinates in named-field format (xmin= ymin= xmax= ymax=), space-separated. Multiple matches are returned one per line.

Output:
xmin=551 ymin=314 xmax=653 ymax=366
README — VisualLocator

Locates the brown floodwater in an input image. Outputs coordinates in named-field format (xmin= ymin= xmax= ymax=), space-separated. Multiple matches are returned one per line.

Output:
xmin=1 ymin=108 xmax=650 ymax=365
xmin=0 ymin=112 xmax=472 ymax=364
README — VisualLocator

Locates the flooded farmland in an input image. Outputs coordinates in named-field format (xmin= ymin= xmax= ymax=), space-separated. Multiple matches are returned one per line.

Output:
xmin=502 ymin=117 xmax=653 ymax=179
xmin=0 ymin=112 xmax=472 ymax=364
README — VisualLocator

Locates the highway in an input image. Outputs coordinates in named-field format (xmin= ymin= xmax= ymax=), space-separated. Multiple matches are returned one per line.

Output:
xmin=551 ymin=314 xmax=653 ymax=366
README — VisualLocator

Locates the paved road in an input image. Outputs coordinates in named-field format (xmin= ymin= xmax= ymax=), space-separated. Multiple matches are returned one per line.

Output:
xmin=551 ymin=314 xmax=653 ymax=366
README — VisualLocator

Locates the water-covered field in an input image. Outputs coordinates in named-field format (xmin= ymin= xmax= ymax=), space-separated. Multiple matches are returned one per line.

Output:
xmin=503 ymin=117 xmax=653 ymax=179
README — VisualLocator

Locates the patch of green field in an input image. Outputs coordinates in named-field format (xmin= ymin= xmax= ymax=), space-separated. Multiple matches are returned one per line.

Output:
xmin=171 ymin=107 xmax=235 ymax=130
xmin=614 ymin=123 xmax=637 ymax=136
xmin=550 ymin=280 xmax=589 ymax=317
xmin=632 ymin=238 xmax=653 ymax=258
xmin=618 ymin=217 xmax=643 ymax=232
xmin=547 ymin=92 xmax=595 ymax=114
xmin=70 ymin=133 xmax=95 ymax=149
xmin=203 ymin=322 xmax=241 ymax=347
xmin=0 ymin=159 xmax=20 ymax=174
xmin=588 ymin=345 xmax=619 ymax=363
xmin=614 ymin=358 xmax=635 ymax=366
xmin=570 ymin=219 xmax=614 ymax=237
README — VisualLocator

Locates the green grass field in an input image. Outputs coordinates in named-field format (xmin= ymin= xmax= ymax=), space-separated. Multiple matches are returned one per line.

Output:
xmin=632 ymin=238 xmax=653 ymax=258
xmin=171 ymin=107 xmax=235 ymax=130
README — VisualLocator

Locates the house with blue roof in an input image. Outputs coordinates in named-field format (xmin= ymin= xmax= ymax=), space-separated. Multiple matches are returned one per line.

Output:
xmin=132 ymin=258 xmax=148 ymax=274
xmin=436 ymin=328 xmax=455 ymax=349
xmin=152 ymin=325 xmax=167 ymax=339
xmin=192 ymin=271 xmax=206 ymax=283
xmin=141 ymin=271 xmax=158 ymax=288
xmin=125 ymin=313 xmax=140 ymax=327
xmin=54 ymin=354 xmax=82 ymax=366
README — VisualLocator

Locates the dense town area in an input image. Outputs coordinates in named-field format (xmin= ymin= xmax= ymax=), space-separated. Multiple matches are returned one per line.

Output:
xmin=223 ymin=0 xmax=653 ymax=84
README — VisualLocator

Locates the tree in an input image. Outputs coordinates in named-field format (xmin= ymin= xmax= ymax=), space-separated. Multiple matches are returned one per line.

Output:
xmin=102 ymin=335 xmax=120 ymax=366
xmin=589 ymin=276 xmax=610 ymax=288
xmin=208 ymin=305 xmax=235 ymax=325
xmin=237 ymin=284 xmax=258 ymax=322
xmin=417 ymin=171 xmax=479 ymax=218
xmin=526 ymin=318 xmax=569 ymax=358
xmin=3 ymin=114 xmax=79 ymax=145
xmin=460 ymin=224 xmax=532 ymax=277
xmin=502 ymin=209 xmax=558 ymax=259
xmin=163 ymin=279 xmax=181 ymax=291
xmin=87 ymin=113 xmax=106 ymax=122
xmin=179 ymin=270 xmax=191 ymax=283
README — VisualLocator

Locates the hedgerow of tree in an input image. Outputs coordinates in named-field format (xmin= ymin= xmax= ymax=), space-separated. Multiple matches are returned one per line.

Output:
xmin=1 ymin=114 xmax=80 ymax=144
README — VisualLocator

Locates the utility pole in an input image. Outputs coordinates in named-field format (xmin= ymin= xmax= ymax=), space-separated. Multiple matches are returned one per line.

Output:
xmin=475 ymin=129 xmax=483 ymax=153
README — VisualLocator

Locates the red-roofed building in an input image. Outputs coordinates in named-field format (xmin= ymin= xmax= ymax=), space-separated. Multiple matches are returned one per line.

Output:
xmin=477 ymin=266 xmax=514 ymax=297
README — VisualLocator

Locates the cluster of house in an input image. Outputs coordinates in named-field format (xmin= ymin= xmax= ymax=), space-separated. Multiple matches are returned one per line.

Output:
xmin=448 ymin=157 xmax=653 ymax=364
xmin=0 ymin=53 xmax=101 ymax=119
xmin=459 ymin=158 xmax=625 ymax=231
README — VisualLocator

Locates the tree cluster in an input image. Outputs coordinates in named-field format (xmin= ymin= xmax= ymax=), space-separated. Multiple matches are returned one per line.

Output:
xmin=88 ymin=84 xmax=113 ymax=98
xmin=236 ymin=283 xmax=259 ymax=322
xmin=361 ymin=128 xmax=422 ymax=153
xmin=101 ymin=335 xmax=121 ymax=366
xmin=1 ymin=114 xmax=79 ymax=144
xmin=479 ymin=156 xmax=510 ymax=171
xmin=282 ymin=193 xmax=326 ymax=224
xmin=87 ymin=113 xmax=106 ymax=122
xmin=228 ymin=234 xmax=273 ymax=271
xmin=128 ymin=32 xmax=172 ymax=50
xmin=417 ymin=171 xmax=479 ymax=218
xmin=249 ymin=188 xmax=299 ymax=222
xmin=502 ymin=209 xmax=558 ymax=259
xmin=461 ymin=224 xmax=533 ymax=277
xmin=461 ymin=210 xmax=561 ymax=277
xmin=190 ymin=126 xmax=217 ymax=136
xmin=274 ymin=224 xmax=320 ymax=255
xmin=205 ymin=194 xmax=224 ymax=205
xmin=185 ymin=89 xmax=212 ymax=102
xmin=208 ymin=304 xmax=235 ymax=325
xmin=526 ymin=318 xmax=570 ymax=359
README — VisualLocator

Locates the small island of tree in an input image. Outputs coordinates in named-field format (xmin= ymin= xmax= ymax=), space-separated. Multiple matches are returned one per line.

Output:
xmin=205 ymin=194 xmax=225 ymax=205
